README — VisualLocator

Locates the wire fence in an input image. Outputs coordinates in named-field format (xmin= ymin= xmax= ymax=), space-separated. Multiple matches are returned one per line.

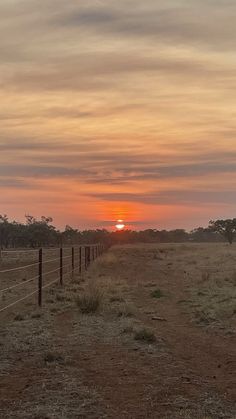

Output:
xmin=0 ymin=243 xmax=106 ymax=314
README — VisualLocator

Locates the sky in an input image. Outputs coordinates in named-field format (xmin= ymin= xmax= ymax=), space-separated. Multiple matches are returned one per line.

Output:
xmin=0 ymin=0 xmax=236 ymax=231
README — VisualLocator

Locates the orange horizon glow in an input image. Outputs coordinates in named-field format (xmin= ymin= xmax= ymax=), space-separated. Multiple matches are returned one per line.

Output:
xmin=115 ymin=220 xmax=125 ymax=231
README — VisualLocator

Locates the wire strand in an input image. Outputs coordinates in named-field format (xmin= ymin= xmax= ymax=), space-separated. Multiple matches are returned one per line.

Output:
xmin=0 ymin=275 xmax=38 ymax=293
xmin=0 ymin=262 xmax=39 ymax=274
xmin=0 ymin=289 xmax=38 ymax=313
xmin=41 ymin=277 xmax=60 ymax=290
xmin=43 ymin=257 xmax=60 ymax=264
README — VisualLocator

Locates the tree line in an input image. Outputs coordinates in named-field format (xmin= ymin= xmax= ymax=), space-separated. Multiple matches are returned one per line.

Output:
xmin=0 ymin=215 xmax=236 ymax=249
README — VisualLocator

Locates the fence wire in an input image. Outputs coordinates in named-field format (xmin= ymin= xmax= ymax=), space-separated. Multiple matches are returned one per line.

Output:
xmin=0 ymin=244 xmax=105 ymax=315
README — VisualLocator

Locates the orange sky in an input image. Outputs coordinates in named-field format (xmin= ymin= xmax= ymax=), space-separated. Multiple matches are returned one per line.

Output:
xmin=0 ymin=1 xmax=236 ymax=230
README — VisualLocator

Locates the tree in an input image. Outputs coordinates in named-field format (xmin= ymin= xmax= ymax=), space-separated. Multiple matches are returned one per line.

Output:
xmin=209 ymin=219 xmax=236 ymax=244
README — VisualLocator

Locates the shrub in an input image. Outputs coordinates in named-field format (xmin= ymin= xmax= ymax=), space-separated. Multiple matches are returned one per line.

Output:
xmin=44 ymin=352 xmax=65 ymax=364
xmin=134 ymin=328 xmax=156 ymax=343
xmin=76 ymin=281 xmax=103 ymax=314
xmin=117 ymin=302 xmax=135 ymax=318
xmin=151 ymin=289 xmax=163 ymax=299
xmin=14 ymin=314 xmax=24 ymax=321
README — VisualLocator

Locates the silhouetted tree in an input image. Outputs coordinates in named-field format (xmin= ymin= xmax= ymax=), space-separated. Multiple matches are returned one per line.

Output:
xmin=209 ymin=219 xmax=236 ymax=244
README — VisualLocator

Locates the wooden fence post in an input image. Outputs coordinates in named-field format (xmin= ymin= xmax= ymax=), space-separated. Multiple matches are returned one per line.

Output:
xmin=79 ymin=246 xmax=82 ymax=274
xmin=88 ymin=246 xmax=91 ymax=267
xmin=38 ymin=248 xmax=43 ymax=307
xmin=85 ymin=247 xmax=87 ymax=270
xmin=60 ymin=248 xmax=63 ymax=285
xmin=72 ymin=247 xmax=74 ymax=275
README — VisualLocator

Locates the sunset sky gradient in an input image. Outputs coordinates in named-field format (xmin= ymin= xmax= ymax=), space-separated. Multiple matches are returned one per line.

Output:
xmin=1 ymin=0 xmax=236 ymax=230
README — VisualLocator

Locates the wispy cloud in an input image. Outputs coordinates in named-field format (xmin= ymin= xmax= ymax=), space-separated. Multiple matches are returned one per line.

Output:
xmin=0 ymin=0 xmax=235 ymax=228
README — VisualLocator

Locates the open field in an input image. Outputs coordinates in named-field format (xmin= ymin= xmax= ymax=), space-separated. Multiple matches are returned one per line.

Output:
xmin=0 ymin=243 xmax=235 ymax=418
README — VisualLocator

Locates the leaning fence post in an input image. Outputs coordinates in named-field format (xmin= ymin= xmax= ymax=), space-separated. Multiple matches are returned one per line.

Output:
xmin=38 ymin=248 xmax=43 ymax=307
xmin=60 ymin=247 xmax=63 ymax=285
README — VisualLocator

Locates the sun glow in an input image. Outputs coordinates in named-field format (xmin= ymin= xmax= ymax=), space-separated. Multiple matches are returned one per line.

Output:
xmin=115 ymin=220 xmax=125 ymax=230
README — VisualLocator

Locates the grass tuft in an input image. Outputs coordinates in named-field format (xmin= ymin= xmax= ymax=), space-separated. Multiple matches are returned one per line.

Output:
xmin=151 ymin=289 xmax=164 ymax=299
xmin=134 ymin=328 xmax=156 ymax=343
xmin=14 ymin=314 xmax=24 ymax=321
xmin=44 ymin=352 xmax=65 ymax=364
xmin=76 ymin=281 xmax=103 ymax=314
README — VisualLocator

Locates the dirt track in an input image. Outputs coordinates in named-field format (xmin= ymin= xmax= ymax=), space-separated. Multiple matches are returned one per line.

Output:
xmin=0 ymin=244 xmax=235 ymax=418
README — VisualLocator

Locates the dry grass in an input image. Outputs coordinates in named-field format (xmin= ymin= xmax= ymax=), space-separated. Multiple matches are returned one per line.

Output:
xmin=134 ymin=327 xmax=156 ymax=343
xmin=0 ymin=243 xmax=236 ymax=418
xmin=76 ymin=279 xmax=104 ymax=314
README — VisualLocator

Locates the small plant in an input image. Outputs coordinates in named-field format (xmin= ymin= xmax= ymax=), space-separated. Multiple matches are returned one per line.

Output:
xmin=14 ymin=314 xmax=24 ymax=321
xmin=31 ymin=313 xmax=41 ymax=319
xmin=122 ymin=326 xmax=134 ymax=334
xmin=110 ymin=295 xmax=125 ymax=303
xmin=151 ymin=289 xmax=164 ymax=299
xmin=134 ymin=328 xmax=156 ymax=343
xmin=76 ymin=281 xmax=103 ymax=314
xmin=117 ymin=303 xmax=134 ymax=318
xmin=44 ymin=352 xmax=65 ymax=364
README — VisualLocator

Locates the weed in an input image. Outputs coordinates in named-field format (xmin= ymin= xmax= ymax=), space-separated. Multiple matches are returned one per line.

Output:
xmin=44 ymin=352 xmax=65 ymax=364
xmin=122 ymin=326 xmax=134 ymax=334
xmin=110 ymin=296 xmax=125 ymax=303
xmin=14 ymin=314 xmax=24 ymax=321
xmin=76 ymin=281 xmax=103 ymax=314
xmin=117 ymin=303 xmax=135 ymax=318
xmin=134 ymin=328 xmax=156 ymax=343
xmin=151 ymin=289 xmax=164 ymax=299
xmin=31 ymin=313 xmax=41 ymax=319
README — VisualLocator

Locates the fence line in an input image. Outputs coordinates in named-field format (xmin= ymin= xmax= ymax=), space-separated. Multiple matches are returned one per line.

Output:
xmin=0 ymin=243 xmax=107 ymax=314
xmin=0 ymin=290 xmax=39 ymax=314
xmin=0 ymin=275 xmax=39 ymax=293
xmin=0 ymin=261 xmax=40 ymax=275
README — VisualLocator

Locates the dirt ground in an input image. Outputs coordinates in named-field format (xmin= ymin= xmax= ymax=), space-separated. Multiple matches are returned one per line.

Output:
xmin=0 ymin=243 xmax=235 ymax=419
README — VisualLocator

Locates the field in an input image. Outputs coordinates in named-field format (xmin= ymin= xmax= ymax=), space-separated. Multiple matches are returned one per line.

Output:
xmin=0 ymin=243 xmax=236 ymax=418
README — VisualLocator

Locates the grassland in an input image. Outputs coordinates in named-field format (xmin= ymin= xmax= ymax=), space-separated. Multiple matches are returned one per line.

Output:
xmin=0 ymin=243 xmax=235 ymax=418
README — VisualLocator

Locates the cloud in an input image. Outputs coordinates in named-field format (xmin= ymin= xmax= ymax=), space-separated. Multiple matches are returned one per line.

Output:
xmin=0 ymin=0 xmax=236 ymax=227
xmin=51 ymin=1 xmax=236 ymax=51
xmin=86 ymin=189 xmax=236 ymax=206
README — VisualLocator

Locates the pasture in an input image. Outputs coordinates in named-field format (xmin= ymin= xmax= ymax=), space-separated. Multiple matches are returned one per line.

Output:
xmin=0 ymin=243 xmax=235 ymax=418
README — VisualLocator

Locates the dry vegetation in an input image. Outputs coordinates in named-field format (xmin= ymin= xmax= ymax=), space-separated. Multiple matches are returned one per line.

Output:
xmin=0 ymin=243 xmax=235 ymax=418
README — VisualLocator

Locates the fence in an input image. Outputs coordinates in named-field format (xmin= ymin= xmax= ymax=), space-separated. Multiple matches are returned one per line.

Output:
xmin=0 ymin=244 xmax=106 ymax=314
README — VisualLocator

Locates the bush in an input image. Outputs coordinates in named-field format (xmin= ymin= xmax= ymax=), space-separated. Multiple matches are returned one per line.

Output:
xmin=76 ymin=281 xmax=103 ymax=314
xmin=134 ymin=328 xmax=156 ymax=343
xmin=44 ymin=352 xmax=65 ymax=364
xmin=14 ymin=314 xmax=24 ymax=321
xmin=151 ymin=289 xmax=163 ymax=299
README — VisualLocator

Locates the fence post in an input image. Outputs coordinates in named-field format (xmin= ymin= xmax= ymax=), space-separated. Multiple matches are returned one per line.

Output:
xmin=88 ymin=246 xmax=91 ymax=267
xmin=85 ymin=247 xmax=87 ymax=270
xmin=60 ymin=247 xmax=63 ymax=285
xmin=38 ymin=248 xmax=43 ymax=307
xmin=79 ymin=246 xmax=82 ymax=274
xmin=72 ymin=246 xmax=74 ymax=275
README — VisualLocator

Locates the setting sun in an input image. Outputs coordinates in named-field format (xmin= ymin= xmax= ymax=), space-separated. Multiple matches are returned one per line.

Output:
xmin=115 ymin=220 xmax=125 ymax=231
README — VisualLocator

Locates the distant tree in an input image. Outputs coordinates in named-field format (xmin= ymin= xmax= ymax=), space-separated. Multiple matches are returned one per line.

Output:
xmin=209 ymin=219 xmax=236 ymax=244
xmin=0 ymin=215 xmax=10 ymax=248
xmin=61 ymin=225 xmax=79 ymax=245
xmin=25 ymin=215 xmax=57 ymax=248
